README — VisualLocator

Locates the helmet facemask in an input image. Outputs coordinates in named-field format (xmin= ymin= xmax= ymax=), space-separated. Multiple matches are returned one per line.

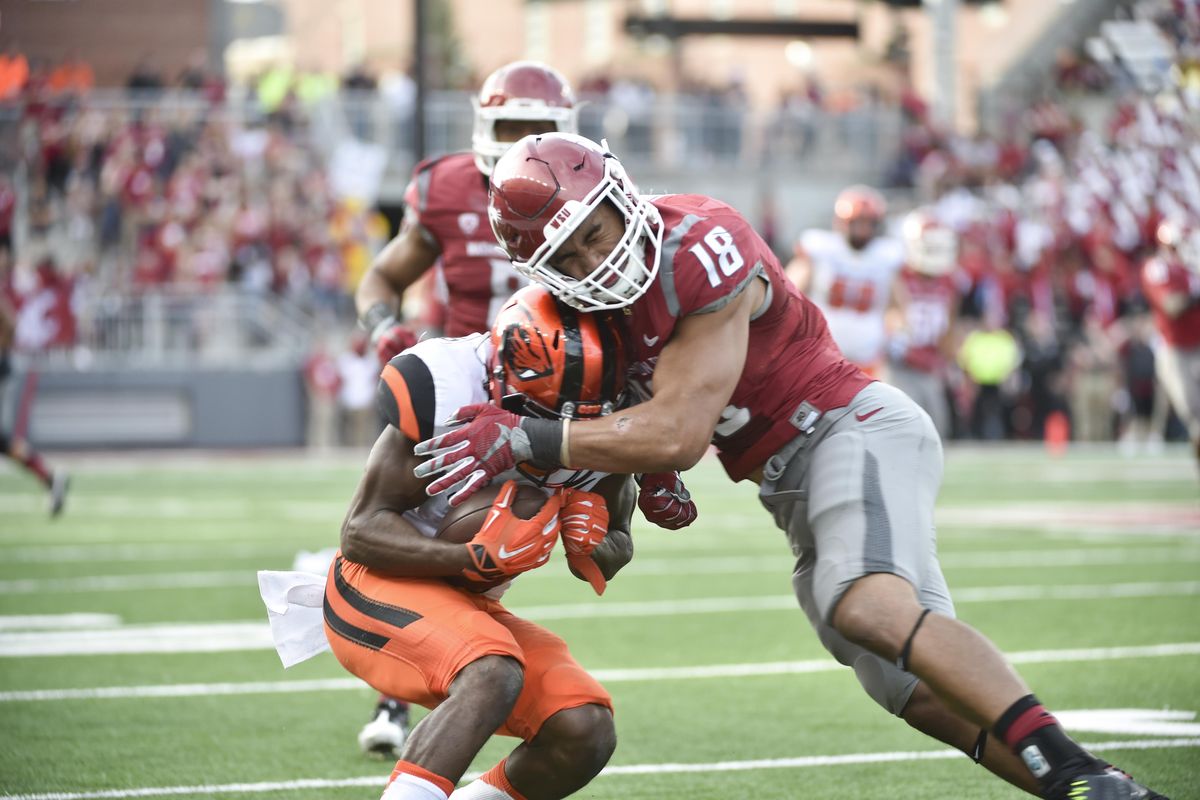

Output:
xmin=472 ymin=100 xmax=580 ymax=177
xmin=510 ymin=153 xmax=664 ymax=312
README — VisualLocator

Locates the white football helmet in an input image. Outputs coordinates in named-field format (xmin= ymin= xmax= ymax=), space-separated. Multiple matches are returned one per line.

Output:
xmin=902 ymin=209 xmax=958 ymax=276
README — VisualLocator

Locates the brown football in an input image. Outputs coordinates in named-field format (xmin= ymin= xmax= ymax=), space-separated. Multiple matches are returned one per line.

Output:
xmin=436 ymin=483 xmax=551 ymax=544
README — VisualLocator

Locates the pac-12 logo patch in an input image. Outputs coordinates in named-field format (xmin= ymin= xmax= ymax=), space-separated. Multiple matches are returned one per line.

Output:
xmin=458 ymin=213 xmax=480 ymax=235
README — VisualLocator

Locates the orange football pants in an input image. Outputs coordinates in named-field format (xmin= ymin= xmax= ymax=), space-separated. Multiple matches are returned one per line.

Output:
xmin=324 ymin=554 xmax=612 ymax=742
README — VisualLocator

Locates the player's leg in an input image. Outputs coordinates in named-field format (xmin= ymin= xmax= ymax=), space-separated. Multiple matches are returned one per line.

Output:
xmin=1154 ymin=343 xmax=1200 ymax=474
xmin=0 ymin=429 xmax=68 ymax=516
xmin=810 ymin=384 xmax=1167 ymax=798
xmin=324 ymin=557 xmax=529 ymax=798
xmin=452 ymin=612 xmax=615 ymax=800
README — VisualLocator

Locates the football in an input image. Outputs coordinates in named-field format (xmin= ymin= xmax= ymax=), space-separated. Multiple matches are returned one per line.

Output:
xmin=435 ymin=483 xmax=551 ymax=544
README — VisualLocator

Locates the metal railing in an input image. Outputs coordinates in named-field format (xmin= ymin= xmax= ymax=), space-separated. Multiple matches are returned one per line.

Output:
xmin=56 ymin=288 xmax=319 ymax=369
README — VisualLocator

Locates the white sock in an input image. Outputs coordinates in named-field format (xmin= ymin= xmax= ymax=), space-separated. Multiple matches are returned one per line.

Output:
xmin=448 ymin=778 xmax=515 ymax=799
xmin=381 ymin=773 xmax=450 ymax=800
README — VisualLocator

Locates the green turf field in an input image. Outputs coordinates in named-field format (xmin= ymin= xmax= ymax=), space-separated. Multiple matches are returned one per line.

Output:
xmin=1 ymin=446 xmax=1197 ymax=800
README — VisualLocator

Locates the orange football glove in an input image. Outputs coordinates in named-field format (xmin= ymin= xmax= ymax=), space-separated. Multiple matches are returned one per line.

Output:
xmin=559 ymin=488 xmax=610 ymax=595
xmin=461 ymin=481 xmax=562 ymax=585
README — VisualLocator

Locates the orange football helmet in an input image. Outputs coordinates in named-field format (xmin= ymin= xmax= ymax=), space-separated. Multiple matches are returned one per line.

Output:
xmin=834 ymin=185 xmax=887 ymax=250
xmin=489 ymin=284 xmax=626 ymax=420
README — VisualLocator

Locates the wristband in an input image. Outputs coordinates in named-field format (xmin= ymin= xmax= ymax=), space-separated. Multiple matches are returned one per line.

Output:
xmin=560 ymin=417 xmax=572 ymax=468
xmin=361 ymin=301 xmax=395 ymax=332
xmin=522 ymin=418 xmax=564 ymax=467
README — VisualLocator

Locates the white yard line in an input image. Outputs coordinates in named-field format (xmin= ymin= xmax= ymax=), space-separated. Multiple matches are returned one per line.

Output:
xmin=1 ymin=738 xmax=1196 ymax=800
xmin=2 ymin=642 xmax=1197 ymax=702
xmin=1 ymin=582 xmax=1198 ymax=657
xmin=0 ymin=614 xmax=121 ymax=631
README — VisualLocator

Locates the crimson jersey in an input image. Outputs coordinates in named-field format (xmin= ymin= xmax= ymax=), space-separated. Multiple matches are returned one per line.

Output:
xmin=404 ymin=152 xmax=527 ymax=337
xmin=898 ymin=267 xmax=958 ymax=373
xmin=625 ymin=195 xmax=871 ymax=481
xmin=1142 ymin=256 xmax=1200 ymax=348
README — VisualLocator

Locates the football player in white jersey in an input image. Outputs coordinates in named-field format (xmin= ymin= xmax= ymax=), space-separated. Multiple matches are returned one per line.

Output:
xmin=786 ymin=185 xmax=908 ymax=374
xmin=333 ymin=286 xmax=636 ymax=800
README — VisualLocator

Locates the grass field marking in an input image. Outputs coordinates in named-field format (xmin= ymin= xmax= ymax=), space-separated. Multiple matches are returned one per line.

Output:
xmin=0 ymin=542 xmax=287 ymax=563
xmin=0 ymin=571 xmax=252 ymax=594
xmin=0 ymin=614 xmax=121 ymax=631
xmin=3 ymin=642 xmax=1198 ymax=701
xmin=2 ymin=738 xmax=1197 ymax=800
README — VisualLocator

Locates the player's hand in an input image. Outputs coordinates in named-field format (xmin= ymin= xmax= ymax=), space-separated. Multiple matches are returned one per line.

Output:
xmin=461 ymin=481 xmax=562 ymax=585
xmin=372 ymin=319 xmax=419 ymax=364
xmin=413 ymin=404 xmax=535 ymax=505
xmin=636 ymin=472 xmax=698 ymax=530
xmin=560 ymin=488 xmax=610 ymax=595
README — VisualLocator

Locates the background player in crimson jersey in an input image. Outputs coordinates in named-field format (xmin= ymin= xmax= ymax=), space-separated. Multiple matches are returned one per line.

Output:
xmin=1141 ymin=218 xmax=1200 ymax=475
xmin=0 ymin=281 xmax=68 ymax=516
xmin=785 ymin=184 xmax=908 ymax=375
xmin=355 ymin=60 xmax=578 ymax=364
xmin=414 ymin=133 xmax=1169 ymax=800
xmin=885 ymin=208 xmax=962 ymax=438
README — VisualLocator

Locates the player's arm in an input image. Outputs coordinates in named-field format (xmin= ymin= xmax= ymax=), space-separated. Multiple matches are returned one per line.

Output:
xmin=586 ymin=473 xmax=635 ymax=581
xmin=784 ymin=243 xmax=812 ymax=293
xmin=356 ymin=212 xmax=441 ymax=327
xmin=566 ymin=279 xmax=762 ymax=474
xmin=339 ymin=425 xmax=474 ymax=576
xmin=884 ymin=273 xmax=909 ymax=336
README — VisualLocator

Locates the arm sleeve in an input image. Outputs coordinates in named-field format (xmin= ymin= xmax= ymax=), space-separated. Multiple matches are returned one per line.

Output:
xmin=376 ymin=354 xmax=437 ymax=443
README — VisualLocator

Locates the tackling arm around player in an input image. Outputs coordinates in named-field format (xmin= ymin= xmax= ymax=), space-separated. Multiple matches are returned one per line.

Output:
xmin=415 ymin=133 xmax=1169 ymax=800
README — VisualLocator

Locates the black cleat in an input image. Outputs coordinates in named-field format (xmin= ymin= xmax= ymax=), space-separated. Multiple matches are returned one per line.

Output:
xmin=48 ymin=471 xmax=70 ymax=518
xmin=1045 ymin=770 xmax=1170 ymax=800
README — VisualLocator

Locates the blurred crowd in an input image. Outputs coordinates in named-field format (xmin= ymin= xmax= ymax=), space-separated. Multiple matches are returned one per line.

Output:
xmin=1 ymin=0 xmax=1196 ymax=449
xmin=872 ymin=0 xmax=1199 ymax=447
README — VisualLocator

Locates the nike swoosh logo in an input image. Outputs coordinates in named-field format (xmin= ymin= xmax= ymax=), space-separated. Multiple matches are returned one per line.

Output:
xmin=855 ymin=407 xmax=884 ymax=422
xmin=643 ymin=334 xmax=660 ymax=347
xmin=497 ymin=542 xmax=534 ymax=559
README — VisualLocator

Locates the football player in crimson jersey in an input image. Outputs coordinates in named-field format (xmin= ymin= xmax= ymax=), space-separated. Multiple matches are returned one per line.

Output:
xmin=785 ymin=184 xmax=909 ymax=375
xmin=414 ymin=133 xmax=1170 ymax=800
xmin=310 ymin=286 xmax=635 ymax=800
xmin=1141 ymin=219 xmax=1200 ymax=475
xmin=885 ymin=209 xmax=962 ymax=438
xmin=355 ymin=60 xmax=578 ymax=363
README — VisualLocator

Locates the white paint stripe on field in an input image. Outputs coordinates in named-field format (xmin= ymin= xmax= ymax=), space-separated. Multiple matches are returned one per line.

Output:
xmin=2 ymin=642 xmax=1197 ymax=702
xmin=2 ymin=582 xmax=1199 ymax=656
xmin=2 ymin=738 xmax=1196 ymax=800
xmin=0 ymin=542 xmax=286 ymax=564
xmin=0 ymin=571 xmax=252 ymax=594
xmin=0 ymin=614 xmax=121 ymax=631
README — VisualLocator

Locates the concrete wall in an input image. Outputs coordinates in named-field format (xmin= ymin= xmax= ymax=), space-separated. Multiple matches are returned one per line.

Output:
xmin=20 ymin=367 xmax=306 ymax=449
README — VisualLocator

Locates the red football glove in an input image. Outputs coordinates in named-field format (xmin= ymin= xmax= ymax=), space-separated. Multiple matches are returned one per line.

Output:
xmin=559 ymin=488 xmax=610 ymax=595
xmin=460 ymin=480 xmax=562 ymax=585
xmin=372 ymin=320 xmax=420 ymax=364
xmin=414 ymin=403 xmax=560 ymax=506
xmin=637 ymin=472 xmax=698 ymax=530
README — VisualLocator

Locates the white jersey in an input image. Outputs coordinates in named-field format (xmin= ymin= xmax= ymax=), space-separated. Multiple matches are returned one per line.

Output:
xmin=799 ymin=229 xmax=904 ymax=366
